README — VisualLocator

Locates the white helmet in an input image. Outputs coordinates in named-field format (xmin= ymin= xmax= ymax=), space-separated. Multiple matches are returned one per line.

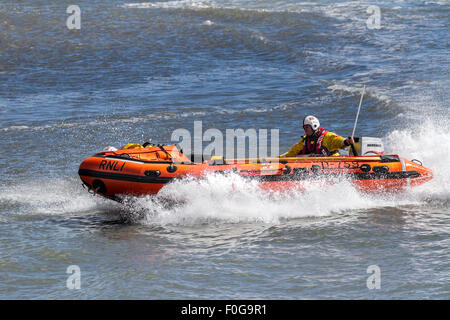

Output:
xmin=103 ymin=146 xmax=118 ymax=151
xmin=303 ymin=115 xmax=320 ymax=131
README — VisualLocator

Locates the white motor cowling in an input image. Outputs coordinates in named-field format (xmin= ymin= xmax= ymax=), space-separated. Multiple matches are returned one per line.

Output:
xmin=349 ymin=137 xmax=384 ymax=156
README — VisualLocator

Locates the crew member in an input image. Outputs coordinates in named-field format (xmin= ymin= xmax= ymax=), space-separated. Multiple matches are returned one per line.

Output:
xmin=280 ymin=115 xmax=354 ymax=157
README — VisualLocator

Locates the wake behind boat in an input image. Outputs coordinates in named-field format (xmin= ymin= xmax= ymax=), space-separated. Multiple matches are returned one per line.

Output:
xmin=78 ymin=139 xmax=433 ymax=202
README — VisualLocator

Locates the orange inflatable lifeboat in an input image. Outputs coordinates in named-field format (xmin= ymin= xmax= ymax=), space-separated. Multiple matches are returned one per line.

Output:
xmin=78 ymin=142 xmax=433 ymax=201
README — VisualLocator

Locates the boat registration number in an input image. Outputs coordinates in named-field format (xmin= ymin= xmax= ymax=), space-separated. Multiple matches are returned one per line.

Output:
xmin=320 ymin=161 xmax=360 ymax=169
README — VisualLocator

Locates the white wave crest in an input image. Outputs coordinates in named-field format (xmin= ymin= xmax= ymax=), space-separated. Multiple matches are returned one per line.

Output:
xmin=384 ymin=117 xmax=450 ymax=202
xmin=123 ymin=0 xmax=213 ymax=9
xmin=117 ymin=171 xmax=426 ymax=226
xmin=0 ymin=177 xmax=120 ymax=216
xmin=328 ymin=84 xmax=392 ymax=105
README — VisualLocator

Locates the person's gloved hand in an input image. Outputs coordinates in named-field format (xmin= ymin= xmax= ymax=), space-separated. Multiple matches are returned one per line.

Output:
xmin=345 ymin=137 xmax=355 ymax=146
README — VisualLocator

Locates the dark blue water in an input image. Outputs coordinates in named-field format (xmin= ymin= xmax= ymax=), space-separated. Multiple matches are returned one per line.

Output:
xmin=0 ymin=0 xmax=449 ymax=299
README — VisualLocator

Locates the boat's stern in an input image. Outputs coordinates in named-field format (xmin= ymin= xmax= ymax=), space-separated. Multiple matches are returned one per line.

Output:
xmin=400 ymin=157 xmax=433 ymax=187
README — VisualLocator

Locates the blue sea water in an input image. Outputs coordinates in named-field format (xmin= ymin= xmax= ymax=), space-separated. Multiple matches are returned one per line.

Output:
xmin=0 ymin=0 xmax=449 ymax=299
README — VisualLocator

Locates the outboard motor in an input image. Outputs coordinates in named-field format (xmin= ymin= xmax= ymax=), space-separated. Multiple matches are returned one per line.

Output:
xmin=350 ymin=137 xmax=385 ymax=156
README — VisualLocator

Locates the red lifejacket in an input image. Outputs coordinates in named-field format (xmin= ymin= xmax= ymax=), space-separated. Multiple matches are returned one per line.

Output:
xmin=300 ymin=128 xmax=330 ymax=156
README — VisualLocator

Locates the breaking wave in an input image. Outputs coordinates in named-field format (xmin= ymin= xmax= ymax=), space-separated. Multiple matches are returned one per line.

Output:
xmin=0 ymin=177 xmax=120 ymax=216
xmin=114 ymin=171 xmax=429 ymax=226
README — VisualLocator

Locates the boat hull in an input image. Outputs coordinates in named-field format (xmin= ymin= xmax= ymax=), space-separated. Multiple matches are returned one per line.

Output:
xmin=78 ymin=146 xmax=433 ymax=201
